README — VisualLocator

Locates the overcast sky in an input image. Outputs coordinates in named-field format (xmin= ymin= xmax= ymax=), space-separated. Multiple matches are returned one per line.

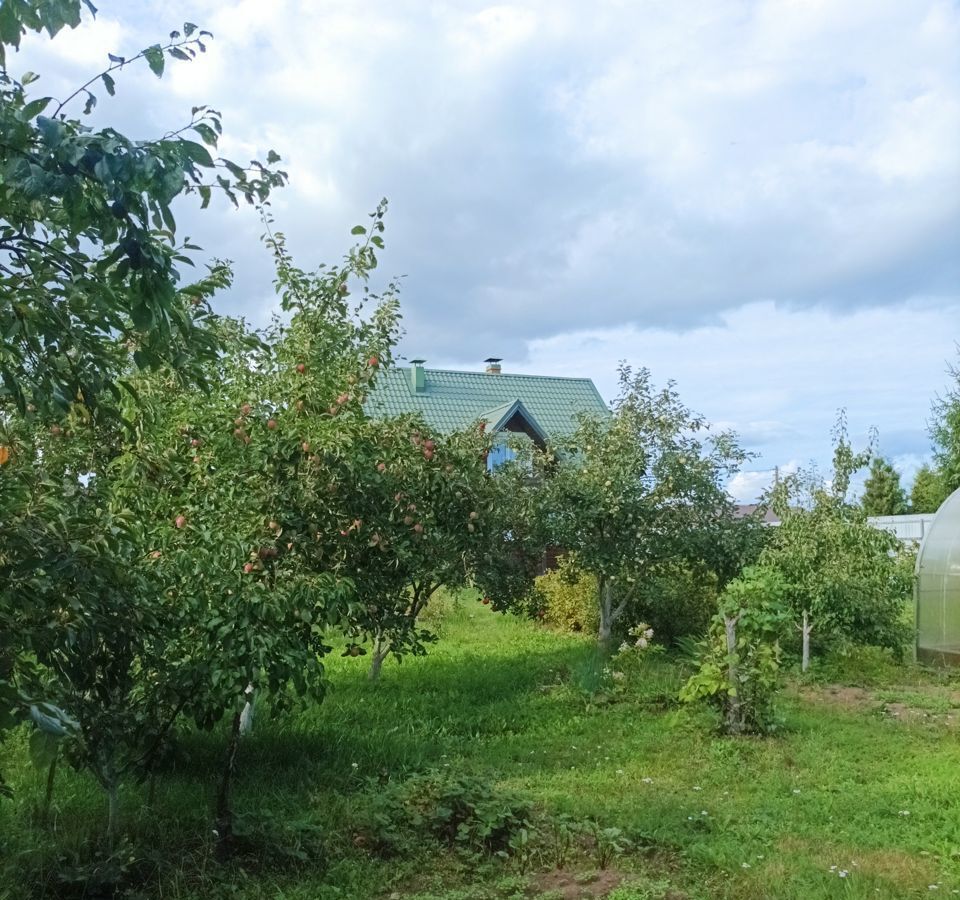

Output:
xmin=17 ymin=1 xmax=960 ymax=501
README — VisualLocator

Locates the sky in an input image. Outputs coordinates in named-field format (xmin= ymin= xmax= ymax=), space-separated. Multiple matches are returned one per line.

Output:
xmin=15 ymin=0 xmax=960 ymax=501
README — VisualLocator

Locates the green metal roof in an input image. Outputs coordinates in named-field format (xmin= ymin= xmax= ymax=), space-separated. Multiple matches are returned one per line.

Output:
xmin=365 ymin=366 xmax=609 ymax=440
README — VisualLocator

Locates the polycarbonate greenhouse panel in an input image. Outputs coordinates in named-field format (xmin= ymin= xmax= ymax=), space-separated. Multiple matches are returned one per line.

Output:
xmin=915 ymin=488 xmax=960 ymax=665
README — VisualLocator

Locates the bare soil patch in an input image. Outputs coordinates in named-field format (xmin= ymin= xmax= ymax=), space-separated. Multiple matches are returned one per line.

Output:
xmin=533 ymin=868 xmax=625 ymax=898
xmin=798 ymin=683 xmax=960 ymax=726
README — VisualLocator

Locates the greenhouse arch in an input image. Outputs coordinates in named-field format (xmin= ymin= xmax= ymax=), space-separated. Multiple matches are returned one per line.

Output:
xmin=915 ymin=488 xmax=960 ymax=665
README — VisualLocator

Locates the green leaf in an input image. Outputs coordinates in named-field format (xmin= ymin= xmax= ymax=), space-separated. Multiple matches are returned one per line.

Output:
xmin=131 ymin=302 xmax=154 ymax=330
xmin=181 ymin=140 xmax=214 ymax=167
xmin=266 ymin=149 xmax=281 ymax=164
xmin=101 ymin=72 xmax=115 ymax=95
xmin=143 ymin=45 xmax=164 ymax=77
xmin=222 ymin=159 xmax=246 ymax=180
xmin=22 ymin=97 xmax=52 ymax=119
xmin=351 ymin=226 xmax=366 ymax=236
xmin=183 ymin=22 xmax=197 ymax=37
xmin=108 ymin=52 xmax=124 ymax=64
xmin=193 ymin=122 xmax=218 ymax=147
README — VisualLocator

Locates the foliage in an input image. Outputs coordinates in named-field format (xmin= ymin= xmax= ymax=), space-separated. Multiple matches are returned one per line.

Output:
xmin=931 ymin=353 xmax=960 ymax=497
xmin=469 ymin=451 xmax=550 ymax=618
xmin=316 ymin=415 xmax=494 ymax=679
xmin=534 ymin=556 xmax=599 ymax=634
xmin=362 ymin=770 xmax=533 ymax=856
xmin=628 ymin=566 xmax=719 ymax=647
xmin=910 ymin=463 xmax=951 ymax=513
xmin=762 ymin=416 xmax=911 ymax=666
xmin=0 ymin=205 xmax=402 ymax=843
xmin=680 ymin=566 xmax=789 ymax=734
xmin=537 ymin=364 xmax=749 ymax=644
xmin=0 ymin=3 xmax=283 ymax=812
xmin=2 ymin=608 xmax=960 ymax=897
xmin=861 ymin=457 xmax=908 ymax=516
xmin=0 ymin=2 xmax=286 ymax=416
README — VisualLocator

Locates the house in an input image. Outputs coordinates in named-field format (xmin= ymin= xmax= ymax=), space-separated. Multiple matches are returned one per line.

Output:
xmin=364 ymin=358 xmax=609 ymax=467
xmin=733 ymin=504 xmax=781 ymax=525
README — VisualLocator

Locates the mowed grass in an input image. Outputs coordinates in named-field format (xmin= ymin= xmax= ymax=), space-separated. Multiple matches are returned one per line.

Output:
xmin=3 ymin=597 xmax=960 ymax=899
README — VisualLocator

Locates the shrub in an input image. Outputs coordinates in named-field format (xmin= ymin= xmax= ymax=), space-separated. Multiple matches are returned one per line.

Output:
xmin=680 ymin=566 xmax=788 ymax=734
xmin=535 ymin=556 xmax=599 ymax=634
xmin=630 ymin=567 xmax=719 ymax=646
xmin=359 ymin=770 xmax=533 ymax=856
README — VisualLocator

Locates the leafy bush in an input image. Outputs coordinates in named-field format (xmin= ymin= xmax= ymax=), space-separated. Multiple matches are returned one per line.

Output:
xmin=359 ymin=770 xmax=533 ymax=856
xmin=535 ymin=556 xmax=599 ymax=634
xmin=680 ymin=566 xmax=789 ymax=734
xmin=629 ymin=567 xmax=719 ymax=646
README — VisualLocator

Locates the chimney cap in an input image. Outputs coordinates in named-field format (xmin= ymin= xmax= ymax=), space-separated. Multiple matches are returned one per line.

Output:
xmin=410 ymin=358 xmax=426 ymax=365
xmin=483 ymin=357 xmax=502 ymax=364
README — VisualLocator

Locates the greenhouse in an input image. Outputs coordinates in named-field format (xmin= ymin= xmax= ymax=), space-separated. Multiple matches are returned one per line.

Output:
xmin=915 ymin=488 xmax=960 ymax=665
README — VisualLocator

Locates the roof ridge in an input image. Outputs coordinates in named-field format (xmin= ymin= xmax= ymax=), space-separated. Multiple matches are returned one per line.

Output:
xmin=392 ymin=366 xmax=600 ymax=384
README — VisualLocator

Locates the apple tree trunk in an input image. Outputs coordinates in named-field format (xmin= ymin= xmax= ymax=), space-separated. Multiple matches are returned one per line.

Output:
xmin=800 ymin=609 xmax=813 ymax=673
xmin=723 ymin=613 xmax=743 ymax=735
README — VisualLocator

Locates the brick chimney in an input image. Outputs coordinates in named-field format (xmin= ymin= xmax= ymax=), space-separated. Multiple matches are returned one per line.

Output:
xmin=484 ymin=357 xmax=502 ymax=375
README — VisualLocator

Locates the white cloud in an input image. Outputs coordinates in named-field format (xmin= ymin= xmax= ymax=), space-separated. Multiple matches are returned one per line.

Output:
xmin=9 ymin=0 xmax=959 ymax=497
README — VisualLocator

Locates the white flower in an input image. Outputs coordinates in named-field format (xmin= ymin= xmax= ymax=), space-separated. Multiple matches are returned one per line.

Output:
xmin=351 ymin=762 xmax=358 ymax=769
xmin=839 ymin=870 xmax=848 ymax=878
xmin=793 ymin=789 xmax=801 ymax=795
xmin=644 ymin=628 xmax=654 ymax=639
xmin=899 ymin=810 xmax=911 ymax=816
xmin=693 ymin=786 xmax=702 ymax=792
xmin=618 ymin=642 xmax=630 ymax=653
xmin=611 ymin=670 xmax=625 ymax=681
xmin=641 ymin=776 xmax=653 ymax=784
xmin=741 ymin=862 xmax=750 ymax=869
xmin=636 ymin=637 xmax=649 ymax=649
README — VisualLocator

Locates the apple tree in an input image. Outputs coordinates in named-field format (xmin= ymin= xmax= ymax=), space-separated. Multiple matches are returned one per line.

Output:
xmin=0 ymin=1 xmax=286 ymax=416
xmin=107 ymin=209 xmax=401 ymax=840
xmin=0 ymin=1 xmax=285 ymax=801
xmin=309 ymin=417 xmax=494 ymax=680
xmin=538 ymin=365 xmax=748 ymax=645
xmin=761 ymin=416 xmax=910 ymax=670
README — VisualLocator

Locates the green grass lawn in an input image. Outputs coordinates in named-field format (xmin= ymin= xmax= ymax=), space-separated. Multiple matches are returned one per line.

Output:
xmin=3 ymin=597 xmax=960 ymax=899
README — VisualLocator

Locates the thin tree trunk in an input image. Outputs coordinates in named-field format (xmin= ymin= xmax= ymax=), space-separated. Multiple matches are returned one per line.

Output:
xmin=106 ymin=779 xmax=119 ymax=849
xmin=214 ymin=711 xmax=242 ymax=858
xmin=800 ymin=609 xmax=813 ymax=673
xmin=723 ymin=614 xmax=743 ymax=735
xmin=369 ymin=631 xmax=390 ymax=681
xmin=598 ymin=577 xmax=614 ymax=646
xmin=41 ymin=748 xmax=58 ymax=827
xmin=239 ymin=684 xmax=255 ymax=735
